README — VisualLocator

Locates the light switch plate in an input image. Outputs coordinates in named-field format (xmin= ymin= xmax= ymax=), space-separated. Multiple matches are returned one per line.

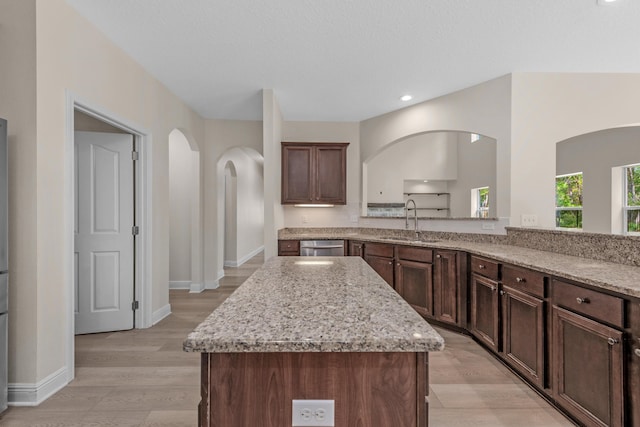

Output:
xmin=292 ymin=399 xmax=335 ymax=426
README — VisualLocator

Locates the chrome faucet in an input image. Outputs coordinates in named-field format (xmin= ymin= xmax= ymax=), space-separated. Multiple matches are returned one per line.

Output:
xmin=405 ymin=199 xmax=419 ymax=237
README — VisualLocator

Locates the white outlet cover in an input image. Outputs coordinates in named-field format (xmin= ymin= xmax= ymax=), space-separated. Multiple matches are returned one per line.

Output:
xmin=292 ymin=399 xmax=335 ymax=426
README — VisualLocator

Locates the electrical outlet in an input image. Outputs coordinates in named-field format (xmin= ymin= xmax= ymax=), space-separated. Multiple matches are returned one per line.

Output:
xmin=302 ymin=215 xmax=309 ymax=224
xmin=292 ymin=400 xmax=335 ymax=426
xmin=521 ymin=214 xmax=538 ymax=227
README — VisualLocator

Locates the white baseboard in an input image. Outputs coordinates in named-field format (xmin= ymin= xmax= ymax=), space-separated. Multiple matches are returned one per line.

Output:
xmin=205 ymin=279 xmax=220 ymax=290
xmin=224 ymin=246 xmax=264 ymax=268
xmin=189 ymin=282 xmax=204 ymax=293
xmin=169 ymin=280 xmax=191 ymax=290
xmin=9 ymin=366 xmax=68 ymax=406
xmin=152 ymin=303 xmax=171 ymax=325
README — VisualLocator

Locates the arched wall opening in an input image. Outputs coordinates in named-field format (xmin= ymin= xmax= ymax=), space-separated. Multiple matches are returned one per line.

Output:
xmin=216 ymin=147 xmax=264 ymax=271
xmin=555 ymin=124 xmax=640 ymax=234
xmin=168 ymin=128 xmax=203 ymax=293
xmin=362 ymin=130 xmax=497 ymax=219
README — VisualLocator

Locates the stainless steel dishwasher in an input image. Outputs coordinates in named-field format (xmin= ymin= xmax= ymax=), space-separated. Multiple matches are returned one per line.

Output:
xmin=299 ymin=240 xmax=345 ymax=256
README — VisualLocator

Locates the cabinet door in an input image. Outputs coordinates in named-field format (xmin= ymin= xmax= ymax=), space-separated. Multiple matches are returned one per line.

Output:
xmin=552 ymin=306 xmax=624 ymax=427
xmin=433 ymin=251 xmax=458 ymax=325
xmin=365 ymin=255 xmax=394 ymax=288
xmin=501 ymin=285 xmax=545 ymax=389
xmin=396 ymin=259 xmax=433 ymax=317
xmin=281 ymin=145 xmax=314 ymax=203
xmin=470 ymin=274 xmax=500 ymax=352
xmin=315 ymin=145 xmax=347 ymax=204
xmin=348 ymin=240 xmax=364 ymax=257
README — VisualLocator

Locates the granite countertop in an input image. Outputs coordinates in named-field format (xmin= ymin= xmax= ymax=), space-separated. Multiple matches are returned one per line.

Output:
xmin=279 ymin=230 xmax=640 ymax=299
xmin=183 ymin=257 xmax=445 ymax=354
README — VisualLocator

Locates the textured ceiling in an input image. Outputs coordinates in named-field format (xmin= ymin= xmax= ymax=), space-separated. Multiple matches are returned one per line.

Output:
xmin=65 ymin=0 xmax=640 ymax=122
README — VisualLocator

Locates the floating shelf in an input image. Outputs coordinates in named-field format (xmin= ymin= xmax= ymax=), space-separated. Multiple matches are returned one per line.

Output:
xmin=404 ymin=192 xmax=449 ymax=196
xmin=404 ymin=192 xmax=450 ymax=217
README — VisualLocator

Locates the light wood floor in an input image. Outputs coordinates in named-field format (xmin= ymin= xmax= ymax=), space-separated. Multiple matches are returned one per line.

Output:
xmin=0 ymin=253 xmax=575 ymax=426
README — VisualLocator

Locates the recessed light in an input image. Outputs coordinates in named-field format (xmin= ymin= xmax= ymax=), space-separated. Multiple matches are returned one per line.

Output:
xmin=400 ymin=95 xmax=412 ymax=102
xmin=597 ymin=0 xmax=618 ymax=5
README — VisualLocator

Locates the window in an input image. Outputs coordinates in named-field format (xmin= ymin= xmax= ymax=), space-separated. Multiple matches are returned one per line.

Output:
xmin=624 ymin=164 xmax=640 ymax=234
xmin=472 ymin=187 xmax=489 ymax=218
xmin=555 ymin=173 xmax=583 ymax=229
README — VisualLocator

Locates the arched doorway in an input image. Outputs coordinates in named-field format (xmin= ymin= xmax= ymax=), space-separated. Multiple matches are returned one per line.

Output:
xmin=216 ymin=148 xmax=264 ymax=272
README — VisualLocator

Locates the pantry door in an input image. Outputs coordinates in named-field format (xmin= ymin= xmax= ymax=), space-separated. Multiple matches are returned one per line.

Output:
xmin=74 ymin=131 xmax=135 ymax=334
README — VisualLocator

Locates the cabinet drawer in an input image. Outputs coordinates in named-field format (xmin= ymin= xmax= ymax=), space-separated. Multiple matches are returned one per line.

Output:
xmin=278 ymin=240 xmax=300 ymax=254
xmin=365 ymin=242 xmax=394 ymax=258
xmin=470 ymin=256 xmax=500 ymax=281
xmin=397 ymin=245 xmax=433 ymax=263
xmin=502 ymin=265 xmax=545 ymax=298
xmin=552 ymin=279 xmax=625 ymax=329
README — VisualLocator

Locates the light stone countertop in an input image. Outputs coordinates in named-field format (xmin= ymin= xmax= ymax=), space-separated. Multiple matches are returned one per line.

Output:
xmin=279 ymin=230 xmax=640 ymax=299
xmin=183 ymin=256 xmax=445 ymax=353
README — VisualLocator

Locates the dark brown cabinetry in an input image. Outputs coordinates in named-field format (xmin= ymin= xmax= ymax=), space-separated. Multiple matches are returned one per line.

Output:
xmin=470 ymin=256 xmax=501 ymax=352
xmin=277 ymin=239 xmax=300 ymax=256
xmin=363 ymin=242 xmax=394 ymax=287
xmin=395 ymin=246 xmax=434 ymax=317
xmin=281 ymin=142 xmax=348 ymax=205
xmin=552 ymin=279 xmax=625 ymax=427
xmin=348 ymin=240 xmax=365 ymax=257
xmin=433 ymin=250 xmax=465 ymax=326
xmin=500 ymin=265 xmax=546 ymax=389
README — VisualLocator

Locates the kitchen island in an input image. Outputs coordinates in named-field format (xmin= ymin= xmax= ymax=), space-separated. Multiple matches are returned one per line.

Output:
xmin=184 ymin=256 xmax=444 ymax=427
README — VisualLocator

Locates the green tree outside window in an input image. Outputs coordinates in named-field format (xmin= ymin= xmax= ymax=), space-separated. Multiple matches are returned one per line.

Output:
xmin=556 ymin=174 xmax=583 ymax=229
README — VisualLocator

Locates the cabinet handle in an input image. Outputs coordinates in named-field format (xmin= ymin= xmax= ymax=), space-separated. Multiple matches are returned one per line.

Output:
xmin=576 ymin=297 xmax=590 ymax=304
xmin=634 ymin=348 xmax=640 ymax=358
xmin=499 ymin=290 xmax=505 ymax=296
xmin=607 ymin=337 xmax=619 ymax=346
xmin=397 ymin=263 xmax=400 ymax=266
xmin=478 ymin=264 xmax=486 ymax=269
xmin=490 ymin=285 xmax=496 ymax=292
xmin=436 ymin=254 xmax=441 ymax=258
xmin=388 ymin=261 xmax=392 ymax=265
xmin=516 ymin=277 xmax=525 ymax=283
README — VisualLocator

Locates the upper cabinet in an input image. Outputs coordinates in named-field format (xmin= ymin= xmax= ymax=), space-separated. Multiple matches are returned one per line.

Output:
xmin=281 ymin=142 xmax=349 ymax=205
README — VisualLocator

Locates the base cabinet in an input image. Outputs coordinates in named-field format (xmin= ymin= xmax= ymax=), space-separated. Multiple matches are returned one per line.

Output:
xmin=277 ymin=240 xmax=300 ymax=256
xmin=552 ymin=306 xmax=625 ymax=427
xmin=365 ymin=255 xmax=394 ymax=287
xmin=501 ymin=285 xmax=545 ymax=389
xmin=396 ymin=259 xmax=434 ymax=317
xmin=433 ymin=250 xmax=462 ymax=326
xmin=500 ymin=265 xmax=547 ymax=390
xmin=470 ymin=274 xmax=500 ymax=352
xmin=348 ymin=240 xmax=365 ymax=257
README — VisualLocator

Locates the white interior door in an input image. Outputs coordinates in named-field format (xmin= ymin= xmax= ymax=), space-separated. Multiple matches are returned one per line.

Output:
xmin=75 ymin=131 xmax=134 ymax=334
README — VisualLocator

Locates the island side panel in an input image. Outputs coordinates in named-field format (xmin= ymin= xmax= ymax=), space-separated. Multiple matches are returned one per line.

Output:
xmin=202 ymin=352 xmax=429 ymax=427
xmin=199 ymin=354 xmax=211 ymax=427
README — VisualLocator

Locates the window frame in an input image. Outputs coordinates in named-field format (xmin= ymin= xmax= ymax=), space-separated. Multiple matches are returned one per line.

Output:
xmin=623 ymin=164 xmax=640 ymax=235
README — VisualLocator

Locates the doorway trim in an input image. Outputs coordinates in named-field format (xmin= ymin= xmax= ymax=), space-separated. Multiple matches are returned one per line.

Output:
xmin=64 ymin=91 xmax=153 ymax=383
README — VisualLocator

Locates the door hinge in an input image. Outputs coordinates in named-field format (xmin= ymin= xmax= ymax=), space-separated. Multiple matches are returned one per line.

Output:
xmin=132 ymin=226 xmax=140 ymax=235
xmin=132 ymin=151 xmax=139 ymax=161
xmin=132 ymin=300 xmax=139 ymax=311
